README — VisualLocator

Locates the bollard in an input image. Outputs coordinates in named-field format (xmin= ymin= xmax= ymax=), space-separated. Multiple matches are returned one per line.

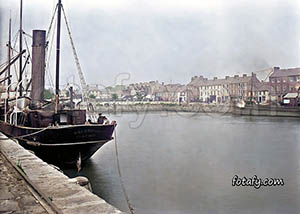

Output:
xmin=69 ymin=176 xmax=92 ymax=192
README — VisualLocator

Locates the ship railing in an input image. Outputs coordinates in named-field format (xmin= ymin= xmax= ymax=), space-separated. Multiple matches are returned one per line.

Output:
xmin=14 ymin=79 xmax=29 ymax=125
xmin=4 ymin=81 xmax=19 ymax=123
xmin=5 ymin=79 xmax=29 ymax=125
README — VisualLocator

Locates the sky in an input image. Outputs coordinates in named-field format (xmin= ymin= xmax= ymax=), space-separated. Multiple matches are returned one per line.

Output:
xmin=0 ymin=0 xmax=300 ymax=90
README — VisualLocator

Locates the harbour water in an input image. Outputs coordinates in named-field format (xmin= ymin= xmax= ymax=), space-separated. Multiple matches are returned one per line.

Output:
xmin=63 ymin=112 xmax=300 ymax=214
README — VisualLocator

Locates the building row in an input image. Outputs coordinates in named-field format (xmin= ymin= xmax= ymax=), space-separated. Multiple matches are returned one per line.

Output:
xmin=83 ymin=66 xmax=300 ymax=104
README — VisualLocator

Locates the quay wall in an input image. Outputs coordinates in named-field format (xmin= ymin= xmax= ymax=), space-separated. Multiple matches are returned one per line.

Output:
xmin=95 ymin=103 xmax=231 ymax=114
xmin=0 ymin=133 xmax=124 ymax=214
xmin=94 ymin=103 xmax=300 ymax=117
xmin=232 ymin=105 xmax=300 ymax=117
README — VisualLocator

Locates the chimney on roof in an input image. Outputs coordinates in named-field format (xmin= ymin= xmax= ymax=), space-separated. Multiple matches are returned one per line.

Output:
xmin=199 ymin=75 xmax=203 ymax=79
xmin=225 ymin=76 xmax=229 ymax=79
xmin=274 ymin=66 xmax=280 ymax=70
xmin=213 ymin=77 xmax=217 ymax=80
xmin=234 ymin=75 xmax=239 ymax=78
xmin=243 ymin=74 xmax=247 ymax=77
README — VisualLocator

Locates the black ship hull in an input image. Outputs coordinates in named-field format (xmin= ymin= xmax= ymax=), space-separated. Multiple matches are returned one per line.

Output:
xmin=0 ymin=121 xmax=115 ymax=166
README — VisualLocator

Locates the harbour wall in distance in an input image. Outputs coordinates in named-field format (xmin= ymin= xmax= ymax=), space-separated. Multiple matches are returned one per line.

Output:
xmin=95 ymin=102 xmax=231 ymax=114
xmin=0 ymin=133 xmax=124 ymax=214
xmin=93 ymin=102 xmax=300 ymax=117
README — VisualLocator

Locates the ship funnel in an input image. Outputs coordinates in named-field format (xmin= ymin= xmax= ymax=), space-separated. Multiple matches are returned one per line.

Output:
xmin=31 ymin=30 xmax=46 ymax=108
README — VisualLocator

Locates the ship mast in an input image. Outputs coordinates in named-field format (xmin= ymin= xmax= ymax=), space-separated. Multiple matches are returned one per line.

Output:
xmin=7 ymin=14 xmax=11 ymax=98
xmin=55 ymin=0 xmax=62 ymax=112
xmin=19 ymin=0 xmax=23 ymax=96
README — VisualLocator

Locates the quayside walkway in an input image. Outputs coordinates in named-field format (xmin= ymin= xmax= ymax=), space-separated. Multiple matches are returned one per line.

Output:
xmin=0 ymin=133 xmax=124 ymax=214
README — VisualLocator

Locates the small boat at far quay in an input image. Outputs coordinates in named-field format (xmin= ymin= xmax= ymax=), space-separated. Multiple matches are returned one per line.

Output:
xmin=0 ymin=0 xmax=116 ymax=166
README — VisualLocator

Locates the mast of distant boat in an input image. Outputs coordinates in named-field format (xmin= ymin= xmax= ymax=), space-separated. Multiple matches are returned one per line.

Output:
xmin=55 ymin=0 xmax=62 ymax=113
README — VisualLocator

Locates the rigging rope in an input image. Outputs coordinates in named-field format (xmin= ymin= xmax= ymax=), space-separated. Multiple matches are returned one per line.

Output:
xmin=0 ymin=54 xmax=18 ymax=69
xmin=23 ymin=36 xmax=32 ymax=63
xmin=114 ymin=124 xmax=135 ymax=214
xmin=0 ymin=61 xmax=8 ymax=70
xmin=44 ymin=5 xmax=58 ymax=90
xmin=12 ymin=30 xmax=19 ymax=50
xmin=46 ymin=4 xmax=58 ymax=42
xmin=61 ymin=5 xmax=88 ymax=101
xmin=45 ymin=17 xmax=56 ymax=90
xmin=12 ymin=31 xmax=19 ymax=82
xmin=23 ymin=36 xmax=32 ymax=92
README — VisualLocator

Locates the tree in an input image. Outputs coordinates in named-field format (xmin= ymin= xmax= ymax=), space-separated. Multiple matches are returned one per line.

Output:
xmin=89 ymin=94 xmax=96 ymax=99
xmin=136 ymin=92 xmax=144 ymax=101
xmin=111 ymin=93 xmax=118 ymax=101
xmin=44 ymin=89 xmax=54 ymax=99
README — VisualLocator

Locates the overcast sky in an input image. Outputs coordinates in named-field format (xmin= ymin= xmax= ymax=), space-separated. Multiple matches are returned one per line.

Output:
xmin=0 ymin=0 xmax=300 ymax=89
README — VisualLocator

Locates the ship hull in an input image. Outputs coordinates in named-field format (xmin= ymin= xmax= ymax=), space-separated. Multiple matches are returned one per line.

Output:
xmin=0 ymin=121 xmax=115 ymax=166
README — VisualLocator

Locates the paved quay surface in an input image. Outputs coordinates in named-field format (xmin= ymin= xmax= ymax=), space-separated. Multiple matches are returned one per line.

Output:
xmin=0 ymin=133 xmax=124 ymax=214
xmin=0 ymin=152 xmax=50 ymax=214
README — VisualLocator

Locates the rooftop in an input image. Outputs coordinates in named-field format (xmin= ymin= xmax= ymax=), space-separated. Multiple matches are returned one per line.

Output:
xmin=270 ymin=67 xmax=300 ymax=78
xmin=188 ymin=74 xmax=256 ymax=86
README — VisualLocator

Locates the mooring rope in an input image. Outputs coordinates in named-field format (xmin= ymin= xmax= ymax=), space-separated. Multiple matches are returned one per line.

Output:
xmin=14 ymin=126 xmax=52 ymax=139
xmin=114 ymin=124 xmax=135 ymax=214
xmin=0 ymin=126 xmax=52 ymax=141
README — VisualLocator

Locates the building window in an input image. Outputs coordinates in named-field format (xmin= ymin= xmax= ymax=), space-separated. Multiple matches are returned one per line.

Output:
xmin=289 ymin=76 xmax=296 ymax=82
xmin=271 ymin=86 xmax=275 ymax=93
xmin=276 ymin=86 xmax=280 ymax=92
xmin=283 ymin=85 xmax=288 ymax=91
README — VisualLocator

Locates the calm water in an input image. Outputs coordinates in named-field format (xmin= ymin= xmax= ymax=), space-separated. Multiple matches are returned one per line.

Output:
xmin=64 ymin=112 xmax=300 ymax=214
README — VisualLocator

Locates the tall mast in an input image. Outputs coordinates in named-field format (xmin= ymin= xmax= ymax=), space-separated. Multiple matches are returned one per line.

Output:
xmin=55 ymin=0 xmax=62 ymax=111
xmin=7 ymin=14 xmax=11 ymax=97
xmin=19 ymin=0 xmax=23 ymax=96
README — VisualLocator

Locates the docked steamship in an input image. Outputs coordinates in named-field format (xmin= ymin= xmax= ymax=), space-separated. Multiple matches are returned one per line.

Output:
xmin=0 ymin=0 xmax=116 ymax=166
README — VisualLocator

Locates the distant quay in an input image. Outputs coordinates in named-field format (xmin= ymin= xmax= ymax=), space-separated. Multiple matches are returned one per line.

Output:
xmin=94 ymin=102 xmax=231 ymax=114
xmin=93 ymin=102 xmax=300 ymax=117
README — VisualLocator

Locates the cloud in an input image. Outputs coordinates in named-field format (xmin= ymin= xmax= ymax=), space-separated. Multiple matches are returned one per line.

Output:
xmin=0 ymin=0 xmax=300 ymax=88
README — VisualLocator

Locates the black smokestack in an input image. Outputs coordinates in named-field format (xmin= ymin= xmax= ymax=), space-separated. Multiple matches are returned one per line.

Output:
xmin=31 ymin=30 xmax=46 ymax=108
